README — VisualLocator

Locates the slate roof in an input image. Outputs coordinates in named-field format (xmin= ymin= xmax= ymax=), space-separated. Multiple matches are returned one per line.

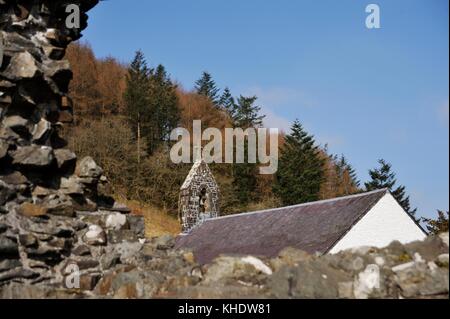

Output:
xmin=175 ymin=189 xmax=391 ymax=264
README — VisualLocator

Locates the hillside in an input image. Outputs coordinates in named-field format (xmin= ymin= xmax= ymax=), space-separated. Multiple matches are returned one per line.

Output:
xmin=63 ymin=42 xmax=362 ymax=218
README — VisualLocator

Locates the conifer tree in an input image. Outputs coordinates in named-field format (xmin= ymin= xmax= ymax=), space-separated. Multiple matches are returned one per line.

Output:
xmin=195 ymin=71 xmax=220 ymax=105
xmin=231 ymin=142 xmax=259 ymax=205
xmin=229 ymin=95 xmax=266 ymax=206
xmin=232 ymin=95 xmax=265 ymax=128
xmin=124 ymin=50 xmax=151 ymax=167
xmin=273 ymin=120 xmax=325 ymax=205
xmin=365 ymin=159 xmax=418 ymax=218
xmin=146 ymin=64 xmax=180 ymax=154
xmin=219 ymin=87 xmax=236 ymax=117
xmin=336 ymin=155 xmax=361 ymax=189
xmin=422 ymin=210 xmax=448 ymax=235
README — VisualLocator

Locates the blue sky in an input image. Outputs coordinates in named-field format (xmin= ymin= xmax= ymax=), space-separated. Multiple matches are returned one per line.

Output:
xmin=82 ymin=0 xmax=449 ymax=219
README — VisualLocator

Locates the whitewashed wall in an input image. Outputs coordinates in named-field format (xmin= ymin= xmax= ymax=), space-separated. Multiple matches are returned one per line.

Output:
xmin=329 ymin=193 xmax=427 ymax=254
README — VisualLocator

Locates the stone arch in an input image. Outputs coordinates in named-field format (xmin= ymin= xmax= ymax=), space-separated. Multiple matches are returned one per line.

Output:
xmin=192 ymin=182 xmax=218 ymax=215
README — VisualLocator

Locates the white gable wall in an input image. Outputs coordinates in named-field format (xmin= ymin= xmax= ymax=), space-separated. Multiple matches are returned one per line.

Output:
xmin=329 ymin=193 xmax=426 ymax=254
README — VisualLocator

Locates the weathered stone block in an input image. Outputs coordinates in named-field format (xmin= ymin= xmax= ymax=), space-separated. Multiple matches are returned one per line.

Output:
xmin=127 ymin=215 xmax=145 ymax=237
xmin=12 ymin=145 xmax=54 ymax=168
xmin=17 ymin=203 xmax=48 ymax=217
xmin=108 ymin=230 xmax=138 ymax=244
xmin=0 ymin=235 xmax=19 ymax=258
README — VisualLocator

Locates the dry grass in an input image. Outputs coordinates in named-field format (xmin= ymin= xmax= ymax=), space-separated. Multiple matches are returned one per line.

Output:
xmin=116 ymin=197 xmax=181 ymax=238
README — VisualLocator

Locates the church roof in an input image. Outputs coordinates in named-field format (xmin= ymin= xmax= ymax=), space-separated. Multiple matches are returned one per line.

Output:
xmin=175 ymin=189 xmax=396 ymax=264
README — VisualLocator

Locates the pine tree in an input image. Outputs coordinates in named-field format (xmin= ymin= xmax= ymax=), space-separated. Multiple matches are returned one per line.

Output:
xmin=229 ymin=95 xmax=266 ymax=206
xmin=422 ymin=210 xmax=449 ymax=235
xmin=273 ymin=120 xmax=325 ymax=205
xmin=232 ymin=95 xmax=265 ymax=128
xmin=124 ymin=50 xmax=151 ymax=168
xmin=346 ymin=162 xmax=360 ymax=189
xmin=365 ymin=159 xmax=418 ymax=218
xmin=232 ymin=142 xmax=259 ymax=205
xmin=336 ymin=155 xmax=360 ymax=190
xmin=219 ymin=87 xmax=236 ymax=117
xmin=195 ymin=71 xmax=220 ymax=105
xmin=146 ymin=64 xmax=180 ymax=154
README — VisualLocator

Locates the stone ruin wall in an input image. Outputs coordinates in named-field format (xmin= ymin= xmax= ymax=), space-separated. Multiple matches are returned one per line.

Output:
xmin=0 ymin=0 xmax=146 ymax=290
xmin=179 ymin=161 xmax=220 ymax=233
xmin=0 ymin=0 xmax=110 ymax=213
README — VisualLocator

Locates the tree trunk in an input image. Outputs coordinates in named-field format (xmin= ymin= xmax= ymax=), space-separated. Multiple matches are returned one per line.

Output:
xmin=137 ymin=118 xmax=141 ymax=172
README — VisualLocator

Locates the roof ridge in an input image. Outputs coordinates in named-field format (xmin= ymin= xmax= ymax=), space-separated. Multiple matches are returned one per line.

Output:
xmin=208 ymin=188 xmax=389 ymax=222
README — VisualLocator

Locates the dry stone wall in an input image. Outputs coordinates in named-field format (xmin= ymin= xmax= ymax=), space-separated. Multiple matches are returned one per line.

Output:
xmin=0 ymin=1 xmax=107 ymax=212
xmin=0 ymin=0 xmax=146 ymax=289
xmin=0 ymin=231 xmax=448 ymax=299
